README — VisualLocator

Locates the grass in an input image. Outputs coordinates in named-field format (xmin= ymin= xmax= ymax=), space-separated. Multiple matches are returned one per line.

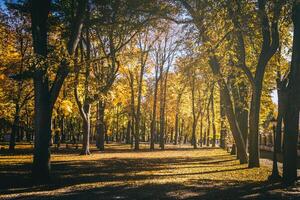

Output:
xmin=0 ymin=143 xmax=299 ymax=199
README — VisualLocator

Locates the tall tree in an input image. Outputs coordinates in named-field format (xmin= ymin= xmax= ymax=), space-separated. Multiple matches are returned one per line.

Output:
xmin=282 ymin=0 xmax=300 ymax=185
xmin=25 ymin=0 xmax=86 ymax=180
xmin=134 ymin=32 xmax=152 ymax=150
xmin=179 ymin=0 xmax=248 ymax=163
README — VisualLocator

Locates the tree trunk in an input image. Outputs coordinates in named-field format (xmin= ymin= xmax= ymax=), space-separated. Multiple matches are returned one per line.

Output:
xmin=126 ymin=120 xmax=131 ymax=144
xmin=203 ymin=129 xmax=207 ymax=146
xmin=275 ymin=75 xmax=285 ymax=153
xmin=174 ymin=113 xmax=179 ymax=145
xmin=206 ymin=98 xmax=211 ymax=147
xmin=192 ymin=122 xmax=197 ymax=149
xmin=32 ymin=76 xmax=52 ymax=181
xmin=150 ymin=68 xmax=159 ymax=150
xmin=9 ymin=105 xmax=20 ymax=151
xmin=248 ymin=86 xmax=261 ymax=167
xmin=97 ymin=101 xmax=105 ymax=151
xmin=211 ymin=86 xmax=216 ymax=147
xmin=170 ymin=127 xmax=173 ymax=144
xmin=159 ymin=68 xmax=165 ymax=149
xmin=181 ymin=120 xmax=184 ymax=144
xmin=200 ymin=114 xmax=203 ymax=147
xmin=283 ymin=2 xmax=300 ymax=185
xmin=191 ymin=73 xmax=197 ymax=149
xmin=209 ymin=56 xmax=248 ymax=164
xmin=247 ymin=0 xmax=283 ymax=168
xmin=30 ymin=0 xmax=86 ymax=181
xmin=231 ymin=79 xmax=249 ymax=150
xmin=220 ymin=91 xmax=227 ymax=149
xmin=276 ymin=92 xmax=283 ymax=153
xmin=131 ymin=117 xmax=134 ymax=148
xmin=81 ymin=103 xmax=90 ymax=155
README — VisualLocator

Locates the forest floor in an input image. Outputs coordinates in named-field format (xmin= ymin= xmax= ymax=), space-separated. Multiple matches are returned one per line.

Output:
xmin=0 ymin=143 xmax=299 ymax=200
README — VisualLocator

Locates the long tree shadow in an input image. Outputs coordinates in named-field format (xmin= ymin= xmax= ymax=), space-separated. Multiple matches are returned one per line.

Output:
xmin=7 ymin=179 xmax=291 ymax=200
xmin=0 ymin=154 xmax=238 ymax=192
xmin=2 ymin=147 xmax=297 ymax=200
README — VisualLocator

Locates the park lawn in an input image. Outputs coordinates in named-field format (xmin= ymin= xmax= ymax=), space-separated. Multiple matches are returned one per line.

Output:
xmin=0 ymin=143 xmax=299 ymax=200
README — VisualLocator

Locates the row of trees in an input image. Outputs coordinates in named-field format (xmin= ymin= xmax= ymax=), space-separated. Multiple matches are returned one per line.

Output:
xmin=0 ymin=0 xmax=299 ymax=185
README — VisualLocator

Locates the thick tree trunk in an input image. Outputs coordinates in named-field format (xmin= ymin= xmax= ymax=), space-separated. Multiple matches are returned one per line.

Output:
xmin=283 ymin=106 xmax=299 ymax=185
xmin=247 ymin=0 xmax=283 ymax=168
xmin=283 ymin=3 xmax=300 ymax=185
xmin=30 ymin=0 xmax=86 ymax=181
xmin=32 ymin=76 xmax=52 ymax=181
xmin=248 ymin=87 xmax=261 ymax=167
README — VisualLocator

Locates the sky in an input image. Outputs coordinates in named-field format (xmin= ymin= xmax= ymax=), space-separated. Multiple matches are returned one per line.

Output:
xmin=271 ymin=90 xmax=278 ymax=105
xmin=0 ymin=0 xmax=6 ymax=9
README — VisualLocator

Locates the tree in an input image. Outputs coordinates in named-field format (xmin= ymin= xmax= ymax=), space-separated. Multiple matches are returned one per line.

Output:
xmin=173 ymin=76 xmax=186 ymax=145
xmin=179 ymin=0 xmax=248 ymax=164
xmin=282 ymin=0 xmax=300 ymax=185
xmin=10 ymin=0 xmax=87 ymax=180
xmin=74 ymin=35 xmax=92 ymax=155
xmin=226 ymin=0 xmax=284 ymax=167
xmin=134 ymin=32 xmax=153 ymax=150
xmin=0 ymin=7 xmax=33 ymax=151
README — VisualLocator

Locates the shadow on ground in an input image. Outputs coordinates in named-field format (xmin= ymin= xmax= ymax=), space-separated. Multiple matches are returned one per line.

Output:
xmin=0 ymin=144 xmax=299 ymax=200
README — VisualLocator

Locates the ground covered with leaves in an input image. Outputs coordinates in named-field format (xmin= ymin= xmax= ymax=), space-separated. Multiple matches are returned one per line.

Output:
xmin=0 ymin=143 xmax=299 ymax=200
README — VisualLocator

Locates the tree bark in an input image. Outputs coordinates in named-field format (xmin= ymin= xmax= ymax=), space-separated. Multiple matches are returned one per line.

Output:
xmin=159 ymin=68 xmax=165 ymax=149
xmin=81 ymin=101 xmax=91 ymax=155
xmin=32 ymin=75 xmax=52 ymax=181
xmin=174 ymin=113 xmax=179 ymax=145
xmin=283 ymin=2 xmax=300 ymax=185
xmin=126 ymin=120 xmax=131 ymax=144
xmin=150 ymin=66 xmax=159 ymax=150
xmin=276 ymin=85 xmax=284 ymax=153
xmin=209 ymin=56 xmax=248 ymax=164
xmin=191 ymin=74 xmax=197 ymax=149
xmin=220 ymin=89 xmax=227 ymax=149
xmin=200 ymin=113 xmax=203 ymax=147
xmin=30 ymin=0 xmax=86 ymax=180
xmin=97 ymin=101 xmax=106 ymax=151
xmin=9 ymin=105 xmax=20 ymax=151
xmin=211 ymin=86 xmax=216 ymax=147
xmin=206 ymin=92 xmax=211 ymax=147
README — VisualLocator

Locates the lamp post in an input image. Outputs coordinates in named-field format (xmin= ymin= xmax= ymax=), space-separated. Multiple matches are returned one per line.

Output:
xmin=268 ymin=117 xmax=281 ymax=181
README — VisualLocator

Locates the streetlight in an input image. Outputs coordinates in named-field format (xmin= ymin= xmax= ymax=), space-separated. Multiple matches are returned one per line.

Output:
xmin=268 ymin=117 xmax=281 ymax=181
